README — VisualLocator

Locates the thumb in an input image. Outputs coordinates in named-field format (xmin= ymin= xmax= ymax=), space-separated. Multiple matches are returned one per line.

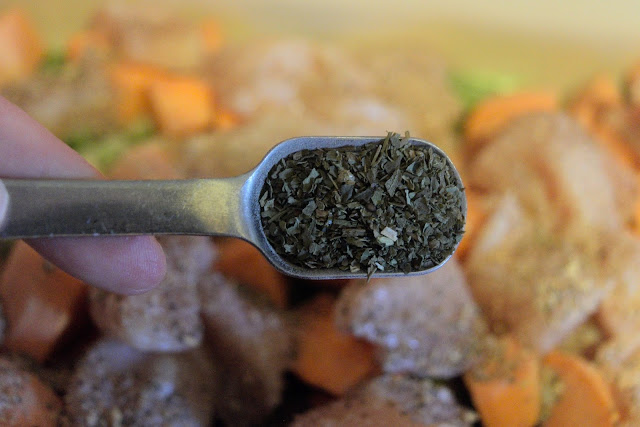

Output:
xmin=0 ymin=181 xmax=7 ymax=229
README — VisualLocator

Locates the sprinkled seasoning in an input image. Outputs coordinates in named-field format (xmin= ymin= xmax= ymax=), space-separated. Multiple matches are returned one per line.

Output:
xmin=259 ymin=132 xmax=465 ymax=276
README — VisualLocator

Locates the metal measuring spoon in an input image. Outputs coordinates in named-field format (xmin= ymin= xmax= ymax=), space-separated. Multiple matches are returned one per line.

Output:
xmin=0 ymin=136 xmax=465 ymax=279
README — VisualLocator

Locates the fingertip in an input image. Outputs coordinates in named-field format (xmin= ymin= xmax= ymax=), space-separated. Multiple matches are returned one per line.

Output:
xmin=120 ymin=236 xmax=167 ymax=295
xmin=28 ymin=236 xmax=167 ymax=295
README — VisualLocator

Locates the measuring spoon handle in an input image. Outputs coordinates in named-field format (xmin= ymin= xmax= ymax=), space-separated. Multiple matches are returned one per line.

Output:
xmin=0 ymin=178 xmax=248 ymax=239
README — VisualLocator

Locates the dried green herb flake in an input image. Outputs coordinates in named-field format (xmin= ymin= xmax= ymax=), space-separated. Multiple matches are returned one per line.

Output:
xmin=259 ymin=132 xmax=465 ymax=273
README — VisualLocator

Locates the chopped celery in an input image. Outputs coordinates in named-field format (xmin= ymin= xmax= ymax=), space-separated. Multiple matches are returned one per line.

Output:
xmin=67 ymin=119 xmax=157 ymax=172
xmin=125 ymin=118 xmax=156 ymax=143
xmin=40 ymin=50 xmax=67 ymax=75
xmin=64 ymin=129 xmax=100 ymax=152
xmin=449 ymin=70 xmax=521 ymax=110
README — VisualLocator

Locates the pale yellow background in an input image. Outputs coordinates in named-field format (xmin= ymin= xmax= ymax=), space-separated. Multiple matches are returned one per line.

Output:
xmin=3 ymin=0 xmax=640 ymax=89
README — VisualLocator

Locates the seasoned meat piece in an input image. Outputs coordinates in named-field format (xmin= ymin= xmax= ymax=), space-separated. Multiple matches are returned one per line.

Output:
xmin=362 ymin=49 xmax=463 ymax=163
xmin=89 ymin=236 xmax=216 ymax=352
xmin=204 ymin=40 xmax=372 ymax=118
xmin=1 ymin=56 xmax=117 ymax=139
xmin=335 ymin=258 xmax=485 ymax=378
xmin=466 ymin=194 xmax=617 ymax=353
xmin=469 ymin=112 xmax=637 ymax=230
xmin=91 ymin=3 xmax=210 ymax=69
xmin=181 ymin=112 xmax=327 ymax=178
xmin=160 ymin=235 xmax=216 ymax=284
xmin=0 ymin=357 xmax=62 ymax=426
xmin=292 ymin=373 xmax=477 ymax=426
xmin=184 ymin=38 xmax=417 ymax=179
xmin=597 ymin=232 xmax=640 ymax=340
xmin=66 ymin=339 xmax=216 ymax=426
xmin=198 ymin=272 xmax=292 ymax=426
xmin=108 ymin=140 xmax=182 ymax=180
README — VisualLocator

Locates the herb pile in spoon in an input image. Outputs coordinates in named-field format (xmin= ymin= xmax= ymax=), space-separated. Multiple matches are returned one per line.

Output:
xmin=260 ymin=132 xmax=465 ymax=276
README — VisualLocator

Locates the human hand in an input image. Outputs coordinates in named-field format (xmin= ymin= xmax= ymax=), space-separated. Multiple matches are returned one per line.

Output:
xmin=0 ymin=96 xmax=166 ymax=294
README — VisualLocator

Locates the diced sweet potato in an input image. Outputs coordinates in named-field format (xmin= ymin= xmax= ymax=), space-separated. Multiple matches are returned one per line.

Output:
xmin=469 ymin=113 xmax=638 ymax=231
xmin=465 ymin=194 xmax=616 ymax=353
xmin=148 ymin=76 xmax=214 ymax=137
xmin=596 ymin=337 xmax=640 ymax=425
xmin=0 ymin=9 xmax=44 ymax=86
xmin=291 ymin=294 xmax=377 ymax=395
xmin=200 ymin=18 xmax=222 ymax=54
xmin=455 ymin=191 xmax=487 ymax=260
xmin=199 ymin=272 xmax=292 ymax=426
xmin=465 ymin=91 xmax=557 ymax=148
xmin=0 ymin=241 xmax=88 ymax=362
xmin=570 ymin=74 xmax=622 ymax=125
xmin=66 ymin=29 xmax=111 ymax=62
xmin=66 ymin=339 xmax=216 ymax=426
xmin=336 ymin=257 xmax=485 ymax=378
xmin=109 ymin=62 xmax=168 ymax=123
xmin=0 ymin=357 xmax=62 ymax=426
xmin=89 ymin=236 xmax=215 ymax=352
xmin=214 ymin=109 xmax=240 ymax=130
xmin=108 ymin=141 xmax=182 ymax=180
xmin=464 ymin=336 xmax=540 ymax=427
xmin=292 ymin=374 xmax=477 ymax=426
xmin=214 ymin=239 xmax=288 ymax=308
xmin=543 ymin=351 xmax=618 ymax=426
xmin=569 ymin=75 xmax=638 ymax=170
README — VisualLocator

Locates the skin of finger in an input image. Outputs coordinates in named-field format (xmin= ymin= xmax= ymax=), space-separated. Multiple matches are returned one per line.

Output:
xmin=0 ymin=96 xmax=166 ymax=294
xmin=0 ymin=181 xmax=8 ymax=229
xmin=28 ymin=237 xmax=167 ymax=295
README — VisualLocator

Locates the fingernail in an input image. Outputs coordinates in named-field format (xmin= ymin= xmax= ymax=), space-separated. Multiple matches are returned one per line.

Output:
xmin=0 ymin=181 xmax=8 ymax=228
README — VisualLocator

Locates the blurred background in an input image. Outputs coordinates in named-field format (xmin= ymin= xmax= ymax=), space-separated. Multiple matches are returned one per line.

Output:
xmin=7 ymin=0 xmax=640 ymax=90
xmin=1 ymin=1 xmax=640 ymax=426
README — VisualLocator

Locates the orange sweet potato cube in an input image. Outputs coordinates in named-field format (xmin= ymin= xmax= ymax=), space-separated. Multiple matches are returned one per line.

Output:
xmin=0 ymin=242 xmax=88 ymax=362
xmin=215 ymin=239 xmax=288 ymax=308
xmin=148 ymin=76 xmax=214 ymax=136
xmin=0 ymin=9 xmax=44 ymax=85
xmin=109 ymin=62 xmax=169 ymax=123
xmin=291 ymin=295 xmax=377 ymax=395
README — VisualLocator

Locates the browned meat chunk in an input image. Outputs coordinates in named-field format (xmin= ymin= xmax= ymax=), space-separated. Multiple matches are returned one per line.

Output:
xmin=292 ymin=373 xmax=476 ymax=426
xmin=0 ymin=357 xmax=62 ymax=426
xmin=89 ymin=236 xmax=216 ymax=352
xmin=469 ymin=112 xmax=637 ymax=230
xmin=65 ymin=339 xmax=216 ymax=426
xmin=466 ymin=194 xmax=618 ymax=353
xmin=198 ymin=272 xmax=292 ymax=426
xmin=91 ymin=3 xmax=210 ymax=70
xmin=335 ymin=258 xmax=485 ymax=378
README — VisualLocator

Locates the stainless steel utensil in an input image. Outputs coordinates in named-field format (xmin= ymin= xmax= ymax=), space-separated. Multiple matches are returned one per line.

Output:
xmin=0 ymin=136 xmax=465 ymax=279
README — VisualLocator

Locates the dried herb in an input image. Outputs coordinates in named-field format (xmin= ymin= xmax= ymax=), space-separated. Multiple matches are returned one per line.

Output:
xmin=259 ymin=132 xmax=465 ymax=275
